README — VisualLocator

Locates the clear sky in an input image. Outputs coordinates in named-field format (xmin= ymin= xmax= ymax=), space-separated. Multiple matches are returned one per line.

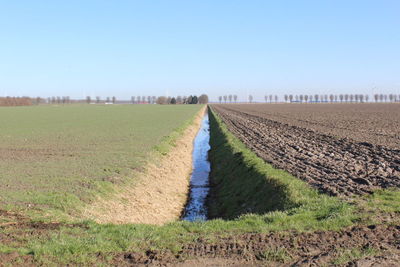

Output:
xmin=1 ymin=0 xmax=399 ymax=102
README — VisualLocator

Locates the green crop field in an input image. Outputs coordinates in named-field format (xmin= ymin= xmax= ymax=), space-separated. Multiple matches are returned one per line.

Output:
xmin=0 ymin=104 xmax=202 ymax=220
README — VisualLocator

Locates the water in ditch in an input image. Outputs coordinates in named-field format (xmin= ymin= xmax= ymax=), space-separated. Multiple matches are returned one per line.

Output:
xmin=182 ymin=114 xmax=211 ymax=222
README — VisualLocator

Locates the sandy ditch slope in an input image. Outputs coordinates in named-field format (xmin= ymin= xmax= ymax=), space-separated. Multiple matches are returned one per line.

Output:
xmin=83 ymin=106 xmax=206 ymax=225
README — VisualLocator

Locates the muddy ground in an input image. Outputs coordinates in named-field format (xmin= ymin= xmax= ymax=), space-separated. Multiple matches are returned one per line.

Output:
xmin=211 ymin=104 xmax=400 ymax=197
xmin=115 ymin=225 xmax=400 ymax=266
xmin=1 ymin=209 xmax=399 ymax=266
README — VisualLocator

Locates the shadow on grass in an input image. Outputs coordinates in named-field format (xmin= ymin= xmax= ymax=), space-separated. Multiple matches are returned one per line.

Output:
xmin=207 ymin=108 xmax=296 ymax=219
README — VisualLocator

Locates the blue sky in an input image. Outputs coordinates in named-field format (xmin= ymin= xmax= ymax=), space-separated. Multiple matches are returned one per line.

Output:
xmin=0 ymin=0 xmax=399 ymax=102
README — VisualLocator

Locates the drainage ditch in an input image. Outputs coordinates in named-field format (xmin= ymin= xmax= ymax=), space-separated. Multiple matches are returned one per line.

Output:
xmin=182 ymin=114 xmax=211 ymax=222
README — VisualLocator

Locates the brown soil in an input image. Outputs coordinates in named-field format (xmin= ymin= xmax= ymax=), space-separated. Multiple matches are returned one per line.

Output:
xmin=111 ymin=224 xmax=400 ymax=266
xmin=211 ymin=104 xmax=400 ymax=197
xmin=223 ymin=103 xmax=400 ymax=149
xmin=83 ymin=107 xmax=206 ymax=225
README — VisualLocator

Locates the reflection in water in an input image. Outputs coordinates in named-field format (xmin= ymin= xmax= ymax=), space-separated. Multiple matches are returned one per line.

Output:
xmin=182 ymin=114 xmax=210 ymax=222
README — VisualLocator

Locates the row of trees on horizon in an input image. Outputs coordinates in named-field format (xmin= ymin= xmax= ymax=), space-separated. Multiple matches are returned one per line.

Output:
xmin=0 ymin=97 xmax=33 ymax=106
xmin=2 ymin=93 xmax=399 ymax=106
xmin=45 ymin=94 xmax=209 ymax=105
xmin=217 ymin=93 xmax=400 ymax=103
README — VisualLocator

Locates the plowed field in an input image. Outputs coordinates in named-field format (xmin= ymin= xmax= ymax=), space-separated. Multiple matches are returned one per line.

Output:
xmin=211 ymin=104 xmax=400 ymax=197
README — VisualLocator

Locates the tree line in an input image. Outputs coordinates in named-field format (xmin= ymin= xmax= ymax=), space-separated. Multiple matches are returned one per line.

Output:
xmin=155 ymin=94 xmax=208 ymax=105
xmin=43 ymin=94 xmax=209 ymax=105
xmin=218 ymin=93 xmax=400 ymax=103
xmin=282 ymin=93 xmax=400 ymax=103
xmin=0 ymin=97 xmax=33 ymax=106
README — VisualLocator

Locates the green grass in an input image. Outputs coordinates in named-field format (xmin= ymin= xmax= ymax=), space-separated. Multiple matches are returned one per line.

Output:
xmin=256 ymin=247 xmax=293 ymax=263
xmin=0 ymin=104 xmax=202 ymax=220
xmin=331 ymin=246 xmax=379 ymax=265
xmin=365 ymin=189 xmax=400 ymax=213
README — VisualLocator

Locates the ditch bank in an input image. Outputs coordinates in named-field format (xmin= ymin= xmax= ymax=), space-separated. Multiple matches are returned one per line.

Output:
xmin=207 ymin=107 xmax=300 ymax=219
xmin=84 ymin=106 xmax=207 ymax=225
xmin=206 ymin=107 xmax=357 ymax=223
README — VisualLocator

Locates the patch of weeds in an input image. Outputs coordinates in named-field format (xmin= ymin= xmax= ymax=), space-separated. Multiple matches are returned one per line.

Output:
xmin=256 ymin=247 xmax=292 ymax=263
xmin=331 ymin=246 xmax=379 ymax=265
xmin=365 ymin=189 xmax=400 ymax=213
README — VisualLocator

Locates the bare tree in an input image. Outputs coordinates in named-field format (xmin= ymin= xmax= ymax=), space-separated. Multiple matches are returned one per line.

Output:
xmin=223 ymin=95 xmax=227 ymax=103
xmin=314 ymin=94 xmax=319 ymax=103
xmin=198 ymin=94 xmax=209 ymax=104
xmin=344 ymin=94 xmax=349 ymax=103
xmin=156 ymin=96 xmax=168 ymax=104
xmin=86 ymin=96 xmax=91 ymax=104
xmin=304 ymin=95 xmax=309 ymax=103
xmin=131 ymin=96 xmax=135 ymax=104
xmin=359 ymin=94 xmax=364 ymax=103
xmin=269 ymin=94 xmax=273 ymax=103
xmin=228 ymin=95 xmax=233 ymax=103
xmin=284 ymin=94 xmax=288 ymax=102
xmin=97 ymin=96 xmax=101 ymax=104
xmin=176 ymin=96 xmax=182 ymax=104
xmin=329 ymin=94 xmax=334 ymax=103
xmin=233 ymin=95 xmax=238 ymax=103
xmin=248 ymin=95 xmax=253 ymax=103
xmin=112 ymin=96 xmax=116 ymax=104
xmin=274 ymin=95 xmax=278 ymax=103
xmin=106 ymin=97 xmax=110 ymax=103
xmin=365 ymin=95 xmax=369 ymax=102
xmin=299 ymin=95 xmax=304 ymax=103
xmin=379 ymin=94 xmax=384 ymax=102
xmin=218 ymin=96 xmax=222 ymax=104
xmin=289 ymin=95 xmax=293 ymax=103
xmin=355 ymin=94 xmax=359 ymax=103
xmin=264 ymin=95 xmax=268 ymax=103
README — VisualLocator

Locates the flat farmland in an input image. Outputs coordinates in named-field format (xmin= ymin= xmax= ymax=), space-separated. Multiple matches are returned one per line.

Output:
xmin=0 ymin=104 xmax=202 ymax=218
xmin=211 ymin=104 xmax=400 ymax=197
